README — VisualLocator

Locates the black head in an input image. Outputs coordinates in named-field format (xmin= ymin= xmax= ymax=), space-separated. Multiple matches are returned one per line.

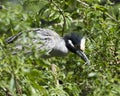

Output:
xmin=64 ymin=33 xmax=90 ymax=64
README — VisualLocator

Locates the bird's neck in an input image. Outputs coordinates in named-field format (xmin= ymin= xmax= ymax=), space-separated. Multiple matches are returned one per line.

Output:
xmin=48 ymin=38 xmax=69 ymax=57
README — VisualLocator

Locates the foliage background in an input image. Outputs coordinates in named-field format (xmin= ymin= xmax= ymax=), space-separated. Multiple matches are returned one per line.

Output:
xmin=0 ymin=0 xmax=120 ymax=96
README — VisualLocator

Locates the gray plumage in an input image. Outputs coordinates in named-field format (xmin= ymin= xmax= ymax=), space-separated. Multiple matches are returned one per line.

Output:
xmin=6 ymin=28 xmax=68 ymax=57
xmin=6 ymin=28 xmax=90 ymax=64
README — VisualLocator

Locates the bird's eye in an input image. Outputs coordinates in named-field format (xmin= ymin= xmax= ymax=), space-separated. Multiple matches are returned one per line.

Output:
xmin=75 ymin=44 xmax=80 ymax=49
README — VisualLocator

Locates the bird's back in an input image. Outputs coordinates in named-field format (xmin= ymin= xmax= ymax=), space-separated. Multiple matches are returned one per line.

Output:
xmin=6 ymin=28 xmax=61 ymax=56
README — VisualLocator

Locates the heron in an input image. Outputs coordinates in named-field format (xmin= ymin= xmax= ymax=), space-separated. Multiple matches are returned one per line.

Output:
xmin=6 ymin=28 xmax=90 ymax=64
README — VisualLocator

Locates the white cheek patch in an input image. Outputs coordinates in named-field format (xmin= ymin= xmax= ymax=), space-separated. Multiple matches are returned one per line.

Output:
xmin=68 ymin=40 xmax=74 ymax=47
xmin=80 ymin=37 xmax=86 ymax=51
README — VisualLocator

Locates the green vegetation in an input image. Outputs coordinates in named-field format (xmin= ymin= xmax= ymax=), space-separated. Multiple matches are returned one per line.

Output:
xmin=0 ymin=0 xmax=120 ymax=96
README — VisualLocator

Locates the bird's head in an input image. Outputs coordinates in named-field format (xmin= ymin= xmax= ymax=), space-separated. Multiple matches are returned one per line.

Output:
xmin=64 ymin=33 xmax=90 ymax=64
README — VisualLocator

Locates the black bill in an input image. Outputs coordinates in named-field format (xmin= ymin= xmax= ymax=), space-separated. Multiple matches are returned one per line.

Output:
xmin=76 ymin=50 xmax=90 ymax=65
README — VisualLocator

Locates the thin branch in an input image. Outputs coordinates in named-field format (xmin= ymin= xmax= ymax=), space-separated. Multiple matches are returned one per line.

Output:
xmin=49 ymin=0 xmax=66 ymax=36
xmin=51 ymin=64 xmax=59 ymax=86
xmin=76 ymin=0 xmax=90 ymax=7
xmin=105 ymin=12 xmax=119 ymax=23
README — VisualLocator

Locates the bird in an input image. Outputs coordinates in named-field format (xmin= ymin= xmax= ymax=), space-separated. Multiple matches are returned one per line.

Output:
xmin=5 ymin=28 xmax=90 ymax=64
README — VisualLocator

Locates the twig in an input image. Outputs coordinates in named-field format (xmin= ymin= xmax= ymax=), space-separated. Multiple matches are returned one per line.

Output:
xmin=51 ymin=64 xmax=59 ymax=86
xmin=1 ymin=87 xmax=12 ymax=96
xmin=76 ymin=0 xmax=90 ymax=7
xmin=105 ymin=12 xmax=119 ymax=22
xmin=49 ymin=0 xmax=66 ymax=36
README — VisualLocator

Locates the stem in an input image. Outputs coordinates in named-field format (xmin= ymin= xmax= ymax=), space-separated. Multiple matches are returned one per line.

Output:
xmin=49 ymin=0 xmax=66 ymax=36
xmin=51 ymin=64 xmax=59 ymax=86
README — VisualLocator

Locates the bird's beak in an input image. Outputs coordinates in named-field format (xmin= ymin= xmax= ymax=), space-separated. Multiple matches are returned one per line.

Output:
xmin=76 ymin=50 xmax=90 ymax=65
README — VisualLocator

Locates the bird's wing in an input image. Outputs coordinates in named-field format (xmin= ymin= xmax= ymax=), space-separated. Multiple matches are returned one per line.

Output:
xmin=6 ymin=28 xmax=60 ymax=55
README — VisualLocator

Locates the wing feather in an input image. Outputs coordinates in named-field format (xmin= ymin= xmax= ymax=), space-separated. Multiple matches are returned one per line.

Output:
xmin=6 ymin=28 xmax=60 ymax=55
